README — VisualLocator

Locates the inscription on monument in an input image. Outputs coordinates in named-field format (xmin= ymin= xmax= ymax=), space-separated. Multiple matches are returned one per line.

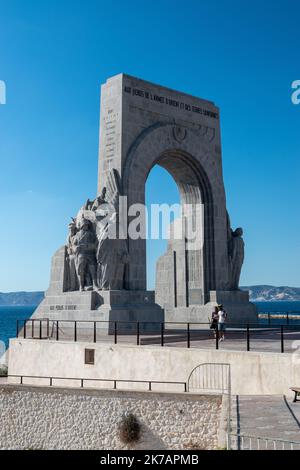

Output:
xmin=103 ymin=110 xmax=118 ymax=169
xmin=124 ymin=86 xmax=219 ymax=119
xmin=50 ymin=305 xmax=77 ymax=311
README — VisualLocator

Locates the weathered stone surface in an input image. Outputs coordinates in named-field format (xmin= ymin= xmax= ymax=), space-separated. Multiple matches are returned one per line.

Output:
xmin=0 ymin=386 xmax=221 ymax=450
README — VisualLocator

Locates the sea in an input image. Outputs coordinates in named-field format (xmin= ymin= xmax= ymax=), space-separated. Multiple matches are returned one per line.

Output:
xmin=0 ymin=301 xmax=300 ymax=351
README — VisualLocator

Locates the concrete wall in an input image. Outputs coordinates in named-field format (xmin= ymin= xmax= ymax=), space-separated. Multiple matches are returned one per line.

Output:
xmin=8 ymin=339 xmax=300 ymax=396
xmin=0 ymin=385 xmax=221 ymax=450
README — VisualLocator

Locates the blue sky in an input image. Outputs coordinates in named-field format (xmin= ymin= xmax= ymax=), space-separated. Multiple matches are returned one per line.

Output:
xmin=0 ymin=0 xmax=299 ymax=291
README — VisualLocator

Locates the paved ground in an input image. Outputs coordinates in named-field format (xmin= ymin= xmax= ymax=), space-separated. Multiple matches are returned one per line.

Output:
xmin=230 ymin=395 xmax=300 ymax=449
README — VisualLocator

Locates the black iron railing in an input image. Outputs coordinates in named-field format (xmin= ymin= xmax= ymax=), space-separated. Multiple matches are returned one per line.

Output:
xmin=15 ymin=316 xmax=300 ymax=354
xmin=8 ymin=374 xmax=187 ymax=392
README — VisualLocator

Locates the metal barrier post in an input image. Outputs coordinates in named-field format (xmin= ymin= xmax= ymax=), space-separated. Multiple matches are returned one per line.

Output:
xmin=74 ymin=321 xmax=77 ymax=342
xmin=216 ymin=324 xmax=219 ymax=350
xmin=56 ymin=321 xmax=59 ymax=341
xmin=114 ymin=322 xmax=117 ymax=344
xmin=281 ymin=326 xmax=284 ymax=353
xmin=187 ymin=323 xmax=190 ymax=348
xmin=161 ymin=323 xmax=164 ymax=347
xmin=247 ymin=324 xmax=250 ymax=351
xmin=137 ymin=322 xmax=140 ymax=346
xmin=39 ymin=320 xmax=42 ymax=340
xmin=94 ymin=322 xmax=97 ymax=343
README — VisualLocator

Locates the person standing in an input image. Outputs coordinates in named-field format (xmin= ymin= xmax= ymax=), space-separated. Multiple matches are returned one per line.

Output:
xmin=210 ymin=307 xmax=219 ymax=338
xmin=217 ymin=304 xmax=227 ymax=341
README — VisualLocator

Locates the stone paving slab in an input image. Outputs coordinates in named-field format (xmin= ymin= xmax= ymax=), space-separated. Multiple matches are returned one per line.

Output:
xmin=231 ymin=395 xmax=300 ymax=449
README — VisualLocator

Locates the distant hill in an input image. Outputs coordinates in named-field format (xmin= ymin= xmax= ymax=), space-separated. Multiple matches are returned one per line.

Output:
xmin=241 ymin=285 xmax=300 ymax=302
xmin=0 ymin=291 xmax=44 ymax=306
xmin=0 ymin=286 xmax=299 ymax=305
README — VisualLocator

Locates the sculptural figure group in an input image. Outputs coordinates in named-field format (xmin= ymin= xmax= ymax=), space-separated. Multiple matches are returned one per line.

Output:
xmin=65 ymin=170 xmax=129 ymax=292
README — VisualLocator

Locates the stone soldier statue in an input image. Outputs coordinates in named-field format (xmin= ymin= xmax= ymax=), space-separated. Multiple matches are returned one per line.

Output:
xmin=81 ymin=188 xmax=107 ymax=213
xmin=73 ymin=217 xmax=98 ymax=291
xmin=66 ymin=218 xmax=79 ymax=291
xmin=83 ymin=199 xmax=93 ymax=211
xmin=228 ymin=224 xmax=245 ymax=290
xmin=91 ymin=187 xmax=107 ymax=212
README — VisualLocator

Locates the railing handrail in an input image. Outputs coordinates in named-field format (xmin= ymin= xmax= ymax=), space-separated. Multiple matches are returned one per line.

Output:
xmin=230 ymin=432 xmax=300 ymax=446
xmin=18 ymin=318 xmax=300 ymax=327
xmin=8 ymin=374 xmax=185 ymax=385
xmin=7 ymin=374 xmax=188 ymax=392
xmin=15 ymin=316 xmax=300 ymax=356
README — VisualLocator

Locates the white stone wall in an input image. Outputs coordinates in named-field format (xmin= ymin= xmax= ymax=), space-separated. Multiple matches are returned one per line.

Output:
xmin=8 ymin=340 xmax=300 ymax=397
xmin=0 ymin=386 xmax=221 ymax=450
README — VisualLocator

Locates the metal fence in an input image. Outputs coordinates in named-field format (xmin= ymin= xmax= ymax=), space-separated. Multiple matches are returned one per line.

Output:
xmin=8 ymin=374 xmax=187 ymax=392
xmin=16 ymin=317 xmax=300 ymax=354
xmin=188 ymin=363 xmax=230 ymax=393
xmin=230 ymin=433 xmax=300 ymax=450
xmin=187 ymin=363 xmax=232 ymax=449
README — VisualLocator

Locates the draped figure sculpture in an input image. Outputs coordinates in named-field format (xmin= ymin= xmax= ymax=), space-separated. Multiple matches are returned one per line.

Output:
xmin=66 ymin=218 xmax=79 ymax=291
xmin=227 ymin=214 xmax=245 ymax=290
xmin=96 ymin=169 xmax=129 ymax=290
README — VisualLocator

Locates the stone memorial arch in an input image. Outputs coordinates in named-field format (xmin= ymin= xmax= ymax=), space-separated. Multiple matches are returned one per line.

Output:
xmin=33 ymin=74 xmax=256 ymax=325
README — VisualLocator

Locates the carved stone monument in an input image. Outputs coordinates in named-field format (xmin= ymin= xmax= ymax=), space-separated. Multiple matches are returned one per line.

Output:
xmin=32 ymin=74 xmax=256 ymax=326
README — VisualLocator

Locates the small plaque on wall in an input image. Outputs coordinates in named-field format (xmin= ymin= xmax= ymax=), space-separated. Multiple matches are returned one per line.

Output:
xmin=84 ymin=349 xmax=95 ymax=365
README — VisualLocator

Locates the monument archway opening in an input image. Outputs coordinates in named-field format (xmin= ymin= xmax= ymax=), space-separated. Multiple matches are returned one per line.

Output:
xmin=125 ymin=147 xmax=215 ymax=310
xmin=145 ymin=164 xmax=180 ymax=291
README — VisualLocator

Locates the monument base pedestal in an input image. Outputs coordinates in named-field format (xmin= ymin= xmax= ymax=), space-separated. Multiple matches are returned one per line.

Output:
xmin=163 ymin=290 xmax=257 ymax=325
xmin=31 ymin=288 xmax=256 ymax=336
xmin=32 ymin=289 xmax=164 ymax=333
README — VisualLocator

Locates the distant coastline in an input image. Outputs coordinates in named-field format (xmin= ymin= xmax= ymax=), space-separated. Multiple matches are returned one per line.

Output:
xmin=241 ymin=285 xmax=300 ymax=302
xmin=0 ymin=286 xmax=300 ymax=306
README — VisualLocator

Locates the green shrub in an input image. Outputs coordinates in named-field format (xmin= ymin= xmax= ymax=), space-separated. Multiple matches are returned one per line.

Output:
xmin=118 ymin=413 xmax=141 ymax=445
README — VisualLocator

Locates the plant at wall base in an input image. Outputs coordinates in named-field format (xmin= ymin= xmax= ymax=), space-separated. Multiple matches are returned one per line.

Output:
xmin=184 ymin=441 xmax=207 ymax=450
xmin=118 ymin=413 xmax=141 ymax=445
